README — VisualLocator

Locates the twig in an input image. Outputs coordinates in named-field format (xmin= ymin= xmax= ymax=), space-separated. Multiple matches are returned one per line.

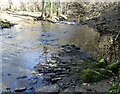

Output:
xmin=115 ymin=31 xmax=120 ymax=41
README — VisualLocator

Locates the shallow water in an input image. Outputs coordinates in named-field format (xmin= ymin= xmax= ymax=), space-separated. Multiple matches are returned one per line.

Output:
xmin=1 ymin=19 xmax=119 ymax=92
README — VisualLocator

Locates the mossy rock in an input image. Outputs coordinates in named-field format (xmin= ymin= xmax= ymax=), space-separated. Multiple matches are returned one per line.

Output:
xmin=0 ymin=21 xmax=12 ymax=28
xmin=109 ymin=83 xmax=120 ymax=94
xmin=95 ymin=68 xmax=113 ymax=78
xmin=97 ymin=58 xmax=108 ymax=68
xmin=81 ymin=69 xmax=103 ymax=83
xmin=107 ymin=60 xmax=120 ymax=74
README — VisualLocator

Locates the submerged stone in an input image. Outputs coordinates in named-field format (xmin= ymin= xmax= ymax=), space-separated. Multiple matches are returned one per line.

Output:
xmin=16 ymin=75 xmax=27 ymax=79
xmin=38 ymin=84 xmax=60 ymax=92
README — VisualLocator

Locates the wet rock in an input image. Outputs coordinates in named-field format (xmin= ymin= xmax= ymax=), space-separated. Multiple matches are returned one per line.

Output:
xmin=48 ymin=63 xmax=57 ymax=67
xmin=38 ymin=84 xmax=60 ymax=92
xmin=61 ymin=44 xmax=69 ymax=48
xmin=57 ymin=74 xmax=67 ymax=78
xmin=47 ymin=58 xmax=58 ymax=64
xmin=54 ymin=68 xmax=63 ymax=73
xmin=75 ymin=85 xmax=87 ymax=92
xmin=39 ymin=68 xmax=54 ymax=73
xmin=55 ymin=71 xmax=69 ymax=75
xmin=31 ymin=71 xmax=37 ymax=74
xmin=43 ymin=76 xmax=52 ymax=81
xmin=7 ymin=35 xmax=12 ymax=38
xmin=51 ymin=77 xmax=62 ymax=84
xmin=15 ymin=87 xmax=27 ymax=92
xmin=7 ymin=73 xmax=11 ymax=76
xmin=46 ymin=68 xmax=54 ymax=72
xmin=46 ymin=73 xmax=56 ymax=78
xmin=27 ymin=87 xmax=34 ymax=90
xmin=62 ymin=87 xmax=75 ymax=92
xmin=29 ymin=79 xmax=37 ymax=84
xmin=35 ymin=67 xmax=44 ymax=72
xmin=6 ymin=88 xmax=11 ymax=92
xmin=63 ymin=49 xmax=71 ymax=53
xmin=16 ymin=75 xmax=27 ymax=79
xmin=58 ymin=63 xmax=68 ymax=66
xmin=82 ymin=83 xmax=88 ymax=86
xmin=31 ymin=76 xmax=38 ymax=79
xmin=58 ymin=77 xmax=70 ymax=89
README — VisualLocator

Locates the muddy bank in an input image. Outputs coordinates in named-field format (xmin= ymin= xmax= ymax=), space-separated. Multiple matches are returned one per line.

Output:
xmin=80 ymin=3 xmax=120 ymax=61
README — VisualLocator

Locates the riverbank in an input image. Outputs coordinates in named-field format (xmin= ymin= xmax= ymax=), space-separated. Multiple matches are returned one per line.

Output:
xmin=1 ymin=11 xmax=78 ymax=25
xmin=32 ymin=44 xmax=119 ymax=93
xmin=78 ymin=3 xmax=120 ymax=93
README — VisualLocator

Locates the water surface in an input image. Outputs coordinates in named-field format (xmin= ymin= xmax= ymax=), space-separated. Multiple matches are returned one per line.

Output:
xmin=1 ymin=19 xmax=118 ymax=92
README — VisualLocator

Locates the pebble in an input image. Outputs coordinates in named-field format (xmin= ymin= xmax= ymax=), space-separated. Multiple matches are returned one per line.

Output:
xmin=31 ymin=71 xmax=37 ymax=74
xmin=46 ymin=73 xmax=56 ymax=78
xmin=16 ymin=75 xmax=27 ymax=79
xmin=44 ymin=76 xmax=52 ymax=81
xmin=15 ymin=87 xmax=27 ymax=92
xmin=82 ymin=83 xmax=88 ymax=86
xmin=51 ymin=77 xmax=62 ymax=84
xmin=7 ymin=73 xmax=11 ymax=76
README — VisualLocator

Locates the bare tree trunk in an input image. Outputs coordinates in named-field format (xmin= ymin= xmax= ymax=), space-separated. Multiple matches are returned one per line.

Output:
xmin=65 ymin=3 xmax=68 ymax=15
xmin=20 ymin=0 xmax=26 ymax=11
xmin=50 ymin=0 xmax=53 ymax=17
xmin=56 ymin=1 xmax=59 ymax=16
xmin=41 ymin=0 xmax=46 ymax=19
xmin=8 ymin=0 xmax=12 ymax=10
xmin=63 ymin=2 xmax=67 ymax=15
xmin=59 ymin=1 xmax=62 ymax=15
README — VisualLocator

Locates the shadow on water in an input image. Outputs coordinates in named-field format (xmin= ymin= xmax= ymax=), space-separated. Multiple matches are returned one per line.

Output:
xmin=1 ymin=21 xmax=119 ymax=92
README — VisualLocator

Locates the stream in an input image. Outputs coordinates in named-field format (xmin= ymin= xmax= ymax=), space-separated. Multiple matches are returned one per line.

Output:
xmin=0 ymin=15 xmax=119 ymax=92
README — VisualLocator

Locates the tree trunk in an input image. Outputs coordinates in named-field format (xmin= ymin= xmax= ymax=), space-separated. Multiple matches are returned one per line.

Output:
xmin=50 ymin=0 xmax=53 ymax=17
xmin=59 ymin=1 xmax=62 ymax=15
xmin=8 ymin=0 xmax=12 ymax=10
xmin=41 ymin=0 xmax=46 ymax=19
xmin=56 ymin=1 xmax=59 ymax=16
xmin=49 ymin=0 xmax=53 ymax=18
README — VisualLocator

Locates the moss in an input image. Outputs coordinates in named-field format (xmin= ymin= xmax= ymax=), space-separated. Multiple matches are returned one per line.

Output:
xmin=81 ymin=69 xmax=103 ymax=83
xmin=80 ymin=60 xmax=97 ymax=69
xmin=95 ymin=68 xmax=113 ymax=78
xmin=109 ymin=83 xmax=120 ymax=94
xmin=97 ymin=58 xmax=108 ymax=68
xmin=107 ymin=60 xmax=120 ymax=74
xmin=0 ymin=20 xmax=12 ymax=28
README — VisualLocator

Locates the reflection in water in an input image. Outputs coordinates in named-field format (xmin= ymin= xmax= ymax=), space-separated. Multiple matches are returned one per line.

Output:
xmin=60 ymin=25 xmax=100 ymax=58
